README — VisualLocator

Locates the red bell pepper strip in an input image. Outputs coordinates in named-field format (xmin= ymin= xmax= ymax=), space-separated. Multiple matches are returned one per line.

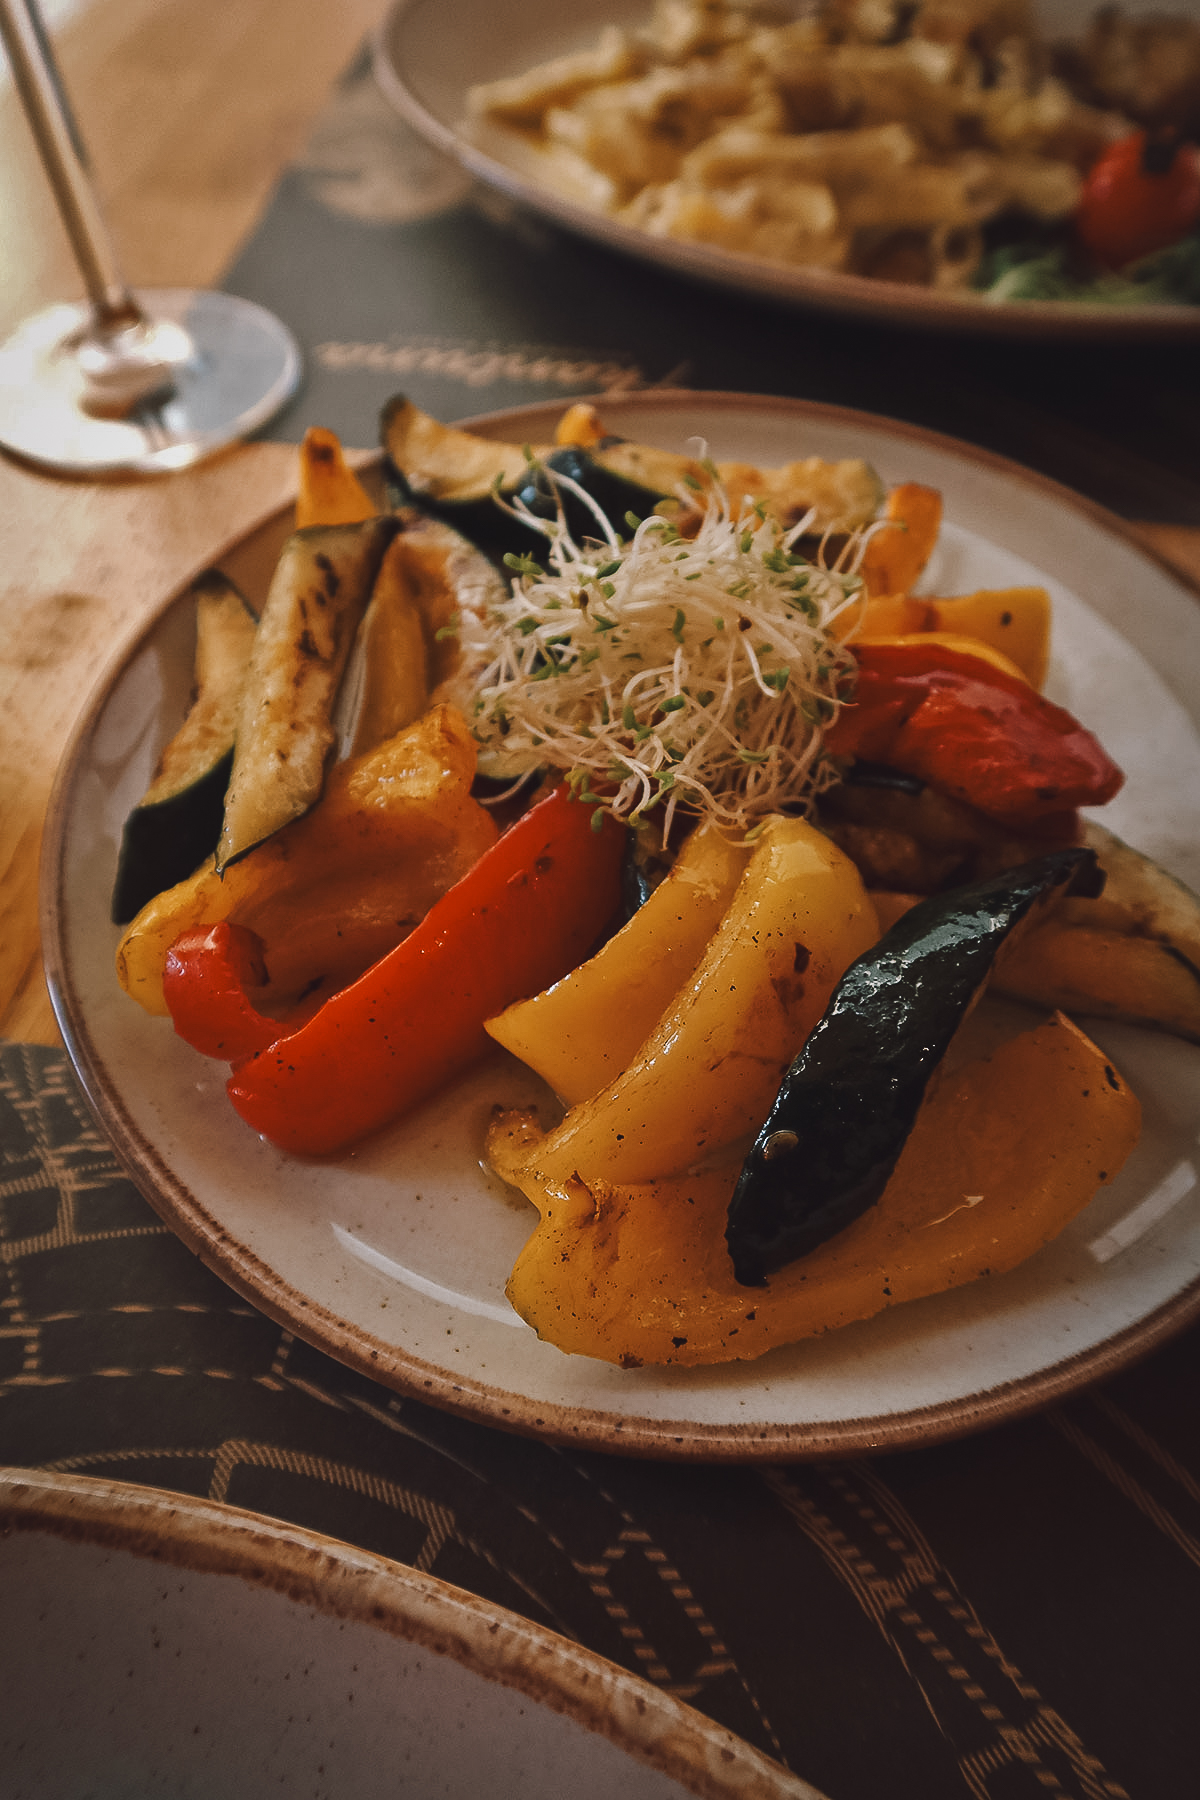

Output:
xmin=223 ymin=783 xmax=626 ymax=1155
xmin=163 ymin=921 xmax=283 ymax=1063
xmin=825 ymin=641 xmax=1124 ymax=826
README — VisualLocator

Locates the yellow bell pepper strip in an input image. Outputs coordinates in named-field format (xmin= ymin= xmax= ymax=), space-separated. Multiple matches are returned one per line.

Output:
xmin=223 ymin=784 xmax=627 ymax=1156
xmin=498 ymin=1012 xmax=1141 ymax=1367
xmin=826 ymin=640 xmax=1123 ymax=827
xmin=922 ymin=587 xmax=1051 ymax=689
xmin=163 ymin=921 xmax=283 ymax=1063
xmin=509 ymin=816 xmax=879 ymax=1190
xmin=485 ymin=822 xmax=753 ymax=1107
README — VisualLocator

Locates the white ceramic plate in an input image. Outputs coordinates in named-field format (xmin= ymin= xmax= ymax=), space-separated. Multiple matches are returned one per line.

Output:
xmin=0 ymin=1467 xmax=819 ymax=1799
xmin=42 ymin=392 xmax=1200 ymax=1460
xmin=372 ymin=0 xmax=1200 ymax=342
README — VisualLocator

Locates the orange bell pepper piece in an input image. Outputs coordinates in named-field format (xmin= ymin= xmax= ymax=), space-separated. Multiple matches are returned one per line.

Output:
xmin=858 ymin=483 xmax=943 ymax=598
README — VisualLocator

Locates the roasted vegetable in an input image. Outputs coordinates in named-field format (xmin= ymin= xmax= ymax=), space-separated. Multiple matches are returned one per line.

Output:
xmin=382 ymin=508 xmax=517 ymax=732
xmin=818 ymin=765 xmax=1013 ymax=895
xmin=851 ymin=631 xmax=1029 ymax=684
xmin=333 ymin=533 xmax=432 ymax=760
xmin=111 ymin=571 xmax=256 ymax=924
xmin=991 ymin=823 xmax=1200 ymax=1044
xmin=673 ymin=449 xmax=882 ymax=535
xmin=857 ymin=483 xmax=942 ymax=597
xmin=796 ymin=579 xmax=1052 ymax=686
xmin=117 ymin=705 xmax=497 ymax=1018
xmin=866 ymin=822 xmax=1200 ymax=1045
xmin=923 ymin=587 xmax=1051 ymax=689
xmin=163 ymin=921 xmax=282 ymax=1062
xmin=486 ymin=822 xmax=753 ymax=1105
xmin=499 ymin=1012 xmax=1141 ymax=1367
xmin=819 ymin=753 xmax=1101 ymax=901
xmin=382 ymin=402 xmax=695 ymax=561
xmin=216 ymin=516 xmax=398 ymax=870
xmin=382 ymin=395 xmax=883 ymax=563
xmin=502 ymin=816 xmax=879 ymax=1190
xmin=836 ymin=592 xmax=932 ymax=638
xmin=825 ymin=640 xmax=1123 ymax=826
xmin=726 ymin=847 xmax=1104 ymax=1286
xmin=223 ymin=784 xmax=627 ymax=1156
xmin=295 ymin=426 xmax=377 ymax=529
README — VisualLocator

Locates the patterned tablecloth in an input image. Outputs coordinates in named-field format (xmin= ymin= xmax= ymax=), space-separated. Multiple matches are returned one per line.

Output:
xmin=3 ymin=1037 xmax=1197 ymax=1800
xmin=4 ymin=47 xmax=1200 ymax=1800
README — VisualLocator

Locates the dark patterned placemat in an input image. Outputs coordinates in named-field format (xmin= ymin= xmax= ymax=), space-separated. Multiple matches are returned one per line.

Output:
xmin=2 ymin=1039 xmax=1196 ymax=1800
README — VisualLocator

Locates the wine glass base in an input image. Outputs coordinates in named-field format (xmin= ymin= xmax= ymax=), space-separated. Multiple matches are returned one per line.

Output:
xmin=0 ymin=289 xmax=301 ymax=475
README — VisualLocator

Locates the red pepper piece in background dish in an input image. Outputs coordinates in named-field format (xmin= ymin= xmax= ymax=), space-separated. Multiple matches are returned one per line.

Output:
xmin=1076 ymin=129 xmax=1200 ymax=269
xmin=224 ymin=783 xmax=627 ymax=1156
xmin=825 ymin=641 xmax=1124 ymax=827
xmin=164 ymin=921 xmax=283 ymax=1063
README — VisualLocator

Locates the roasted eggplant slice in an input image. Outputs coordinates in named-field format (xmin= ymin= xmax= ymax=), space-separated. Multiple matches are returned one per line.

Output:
xmin=216 ymin=516 xmax=398 ymax=870
xmin=381 ymin=395 xmax=884 ymax=563
xmin=111 ymin=571 xmax=256 ymax=924
xmin=381 ymin=395 xmax=674 ymax=562
xmin=726 ymin=846 xmax=1104 ymax=1286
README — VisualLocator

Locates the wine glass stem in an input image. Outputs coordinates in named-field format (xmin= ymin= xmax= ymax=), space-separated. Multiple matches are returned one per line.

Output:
xmin=0 ymin=0 xmax=140 ymax=329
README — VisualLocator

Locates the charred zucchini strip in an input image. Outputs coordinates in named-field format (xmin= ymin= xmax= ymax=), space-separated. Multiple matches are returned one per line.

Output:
xmin=381 ymin=395 xmax=883 ymax=564
xmin=216 ymin=516 xmax=398 ymax=870
xmin=111 ymin=571 xmax=256 ymax=923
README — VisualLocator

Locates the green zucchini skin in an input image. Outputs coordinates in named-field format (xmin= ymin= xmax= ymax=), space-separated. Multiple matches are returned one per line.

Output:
xmin=515 ymin=445 xmax=671 ymax=545
xmin=381 ymin=397 xmax=674 ymax=563
xmin=385 ymin=444 xmax=671 ymax=565
xmin=383 ymin=465 xmax=535 ymax=564
xmin=725 ymin=846 xmax=1104 ymax=1287
xmin=111 ymin=749 xmax=232 ymax=925
xmin=110 ymin=571 xmax=257 ymax=925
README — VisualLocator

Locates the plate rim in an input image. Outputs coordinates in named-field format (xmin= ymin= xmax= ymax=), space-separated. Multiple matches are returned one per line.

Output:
xmin=370 ymin=0 xmax=1200 ymax=344
xmin=0 ymin=1466 xmax=819 ymax=1800
xmin=40 ymin=387 xmax=1200 ymax=1464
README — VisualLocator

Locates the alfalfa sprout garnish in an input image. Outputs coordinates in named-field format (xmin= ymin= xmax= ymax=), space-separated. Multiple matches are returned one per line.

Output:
xmin=460 ymin=455 xmax=863 ymax=839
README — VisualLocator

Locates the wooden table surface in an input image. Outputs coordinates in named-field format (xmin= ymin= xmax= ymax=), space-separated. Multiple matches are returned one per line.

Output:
xmin=0 ymin=0 xmax=377 ymax=1044
xmin=2 ymin=0 xmax=1198 ymax=1048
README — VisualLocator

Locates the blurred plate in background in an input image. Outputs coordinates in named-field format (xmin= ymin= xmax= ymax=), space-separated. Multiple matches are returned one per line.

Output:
xmin=373 ymin=0 xmax=1200 ymax=340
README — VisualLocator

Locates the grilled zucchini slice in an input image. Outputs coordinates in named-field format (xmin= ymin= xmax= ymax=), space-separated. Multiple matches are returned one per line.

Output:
xmin=216 ymin=515 xmax=398 ymax=870
xmin=111 ymin=571 xmax=256 ymax=924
